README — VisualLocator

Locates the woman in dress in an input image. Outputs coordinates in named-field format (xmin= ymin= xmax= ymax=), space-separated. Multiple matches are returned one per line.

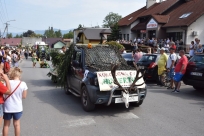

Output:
xmin=3 ymin=67 xmax=28 ymax=136
xmin=32 ymin=50 xmax=37 ymax=68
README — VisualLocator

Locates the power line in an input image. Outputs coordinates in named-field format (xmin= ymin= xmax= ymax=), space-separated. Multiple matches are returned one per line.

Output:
xmin=0 ymin=0 xmax=7 ymax=22
xmin=9 ymin=25 xmax=29 ymax=31
xmin=3 ymin=0 xmax=9 ymax=20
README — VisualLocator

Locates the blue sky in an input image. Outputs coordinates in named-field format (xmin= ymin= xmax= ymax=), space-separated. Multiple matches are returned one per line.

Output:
xmin=0 ymin=0 xmax=161 ymax=34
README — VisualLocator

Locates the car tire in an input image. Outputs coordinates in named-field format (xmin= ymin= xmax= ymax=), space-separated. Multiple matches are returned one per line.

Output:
xmin=131 ymin=100 xmax=143 ymax=107
xmin=81 ymin=86 xmax=95 ymax=112
xmin=193 ymin=86 xmax=204 ymax=91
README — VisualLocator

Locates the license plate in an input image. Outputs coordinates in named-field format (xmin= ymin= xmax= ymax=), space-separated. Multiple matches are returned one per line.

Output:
xmin=138 ymin=66 xmax=144 ymax=69
xmin=115 ymin=96 xmax=138 ymax=103
xmin=191 ymin=72 xmax=203 ymax=76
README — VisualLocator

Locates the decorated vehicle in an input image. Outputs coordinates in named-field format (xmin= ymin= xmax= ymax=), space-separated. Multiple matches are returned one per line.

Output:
xmin=48 ymin=44 xmax=147 ymax=111
xmin=35 ymin=42 xmax=50 ymax=61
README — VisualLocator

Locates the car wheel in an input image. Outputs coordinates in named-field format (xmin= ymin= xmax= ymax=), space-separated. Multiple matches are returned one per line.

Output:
xmin=81 ymin=86 xmax=95 ymax=112
xmin=193 ymin=86 xmax=204 ymax=91
xmin=131 ymin=100 xmax=143 ymax=107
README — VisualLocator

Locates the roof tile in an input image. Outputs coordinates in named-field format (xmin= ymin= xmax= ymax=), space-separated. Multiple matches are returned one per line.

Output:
xmin=118 ymin=0 xmax=179 ymax=26
xmin=163 ymin=0 xmax=204 ymax=27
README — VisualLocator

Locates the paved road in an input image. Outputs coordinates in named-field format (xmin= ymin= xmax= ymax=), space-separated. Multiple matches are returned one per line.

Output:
xmin=12 ymin=58 xmax=204 ymax=136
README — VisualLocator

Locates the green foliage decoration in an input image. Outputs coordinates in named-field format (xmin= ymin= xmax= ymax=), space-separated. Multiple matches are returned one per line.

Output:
xmin=49 ymin=44 xmax=74 ymax=87
xmin=105 ymin=41 xmax=124 ymax=50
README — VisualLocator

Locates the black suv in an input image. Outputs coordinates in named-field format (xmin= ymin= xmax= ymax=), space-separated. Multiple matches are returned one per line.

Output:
xmin=183 ymin=54 xmax=204 ymax=90
xmin=65 ymin=46 xmax=147 ymax=111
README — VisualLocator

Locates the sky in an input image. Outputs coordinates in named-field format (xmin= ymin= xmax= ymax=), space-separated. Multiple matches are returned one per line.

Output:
xmin=0 ymin=0 xmax=161 ymax=35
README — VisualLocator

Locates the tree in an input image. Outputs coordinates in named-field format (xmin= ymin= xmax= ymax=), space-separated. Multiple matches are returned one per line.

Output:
xmin=23 ymin=30 xmax=35 ymax=37
xmin=63 ymin=30 xmax=73 ymax=39
xmin=108 ymin=23 xmax=120 ymax=41
xmin=14 ymin=34 xmax=20 ymax=38
xmin=44 ymin=27 xmax=62 ymax=38
xmin=78 ymin=24 xmax=83 ymax=29
xmin=55 ymin=30 xmax=62 ymax=38
xmin=103 ymin=12 xmax=122 ymax=28
xmin=6 ymin=33 xmax=13 ymax=38
xmin=44 ymin=27 xmax=56 ymax=38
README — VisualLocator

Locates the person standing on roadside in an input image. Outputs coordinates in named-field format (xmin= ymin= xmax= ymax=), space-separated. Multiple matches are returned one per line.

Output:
xmin=132 ymin=49 xmax=143 ymax=67
xmin=195 ymin=44 xmax=203 ymax=54
xmin=3 ymin=67 xmax=28 ymax=136
xmin=157 ymin=47 xmax=168 ymax=86
xmin=194 ymin=38 xmax=199 ymax=50
xmin=189 ymin=41 xmax=195 ymax=58
xmin=166 ymin=46 xmax=177 ymax=89
xmin=0 ymin=56 xmax=11 ymax=127
xmin=173 ymin=50 xmax=188 ymax=93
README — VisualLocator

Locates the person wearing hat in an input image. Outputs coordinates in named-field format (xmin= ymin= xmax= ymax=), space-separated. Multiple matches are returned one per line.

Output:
xmin=166 ymin=46 xmax=177 ymax=89
xmin=157 ymin=47 xmax=168 ymax=86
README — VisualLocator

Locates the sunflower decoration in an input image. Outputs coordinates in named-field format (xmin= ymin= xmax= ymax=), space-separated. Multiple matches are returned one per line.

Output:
xmin=87 ymin=43 xmax=92 ymax=49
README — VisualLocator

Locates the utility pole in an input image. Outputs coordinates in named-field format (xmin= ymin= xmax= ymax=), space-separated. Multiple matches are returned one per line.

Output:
xmin=3 ymin=20 xmax=16 ymax=38
xmin=3 ymin=22 xmax=9 ymax=38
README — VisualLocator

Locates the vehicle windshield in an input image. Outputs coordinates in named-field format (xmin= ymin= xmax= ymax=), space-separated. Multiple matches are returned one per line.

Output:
xmin=138 ymin=55 xmax=156 ymax=62
xmin=189 ymin=55 xmax=204 ymax=64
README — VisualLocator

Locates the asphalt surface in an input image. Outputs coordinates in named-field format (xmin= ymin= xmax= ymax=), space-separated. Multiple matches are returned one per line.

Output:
xmin=9 ymin=58 xmax=204 ymax=136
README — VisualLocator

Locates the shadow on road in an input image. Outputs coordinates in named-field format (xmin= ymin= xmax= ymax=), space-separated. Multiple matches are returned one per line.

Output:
xmin=148 ymin=84 xmax=204 ymax=106
xmin=31 ymin=81 xmax=137 ymax=117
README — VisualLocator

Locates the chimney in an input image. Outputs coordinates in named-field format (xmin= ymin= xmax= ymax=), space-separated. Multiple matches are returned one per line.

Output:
xmin=146 ymin=0 xmax=157 ymax=9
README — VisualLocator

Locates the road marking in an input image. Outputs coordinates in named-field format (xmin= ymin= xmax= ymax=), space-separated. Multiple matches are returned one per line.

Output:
xmin=62 ymin=118 xmax=96 ymax=128
xmin=114 ymin=112 xmax=139 ymax=119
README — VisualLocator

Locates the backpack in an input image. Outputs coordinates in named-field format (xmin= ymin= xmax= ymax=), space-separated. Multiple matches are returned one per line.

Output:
xmin=4 ymin=61 xmax=10 ymax=73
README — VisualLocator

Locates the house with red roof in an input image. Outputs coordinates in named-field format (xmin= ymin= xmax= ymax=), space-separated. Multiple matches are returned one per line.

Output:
xmin=0 ymin=38 xmax=22 ymax=47
xmin=118 ymin=0 xmax=204 ymax=48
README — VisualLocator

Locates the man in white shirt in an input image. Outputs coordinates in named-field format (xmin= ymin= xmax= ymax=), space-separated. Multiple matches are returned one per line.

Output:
xmin=166 ymin=46 xmax=177 ymax=89
xmin=194 ymin=38 xmax=200 ymax=50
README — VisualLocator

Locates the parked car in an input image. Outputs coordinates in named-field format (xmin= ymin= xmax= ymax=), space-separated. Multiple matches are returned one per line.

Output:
xmin=183 ymin=54 xmax=204 ymax=91
xmin=137 ymin=53 xmax=189 ymax=81
xmin=121 ymin=53 xmax=134 ymax=67
xmin=137 ymin=54 xmax=161 ymax=80
xmin=65 ymin=45 xmax=147 ymax=111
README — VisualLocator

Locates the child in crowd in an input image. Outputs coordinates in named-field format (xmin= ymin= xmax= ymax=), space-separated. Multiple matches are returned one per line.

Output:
xmin=3 ymin=67 xmax=28 ymax=136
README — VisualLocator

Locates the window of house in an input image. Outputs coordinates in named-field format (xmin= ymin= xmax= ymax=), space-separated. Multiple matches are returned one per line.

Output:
xmin=123 ymin=34 xmax=126 ymax=40
xmin=167 ymin=32 xmax=183 ymax=42
xmin=179 ymin=12 xmax=192 ymax=19
xmin=127 ymin=34 xmax=129 ymax=41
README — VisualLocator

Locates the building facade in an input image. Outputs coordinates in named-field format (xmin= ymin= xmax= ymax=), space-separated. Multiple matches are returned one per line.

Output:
xmin=73 ymin=27 xmax=111 ymax=44
xmin=118 ymin=0 xmax=204 ymax=49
